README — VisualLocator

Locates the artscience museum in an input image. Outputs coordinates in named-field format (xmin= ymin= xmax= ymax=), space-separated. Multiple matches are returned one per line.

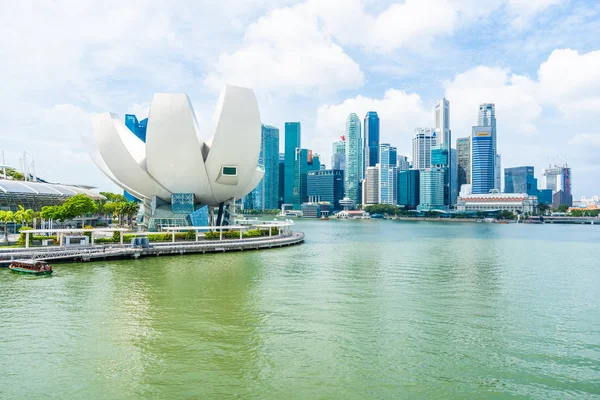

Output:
xmin=84 ymin=85 xmax=264 ymax=230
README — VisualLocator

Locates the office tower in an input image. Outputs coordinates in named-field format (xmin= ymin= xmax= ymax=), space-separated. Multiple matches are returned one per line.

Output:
xmin=258 ymin=125 xmax=280 ymax=210
xmin=379 ymin=144 xmax=397 ymax=205
xmin=332 ymin=139 xmax=346 ymax=170
xmin=504 ymin=166 xmax=538 ymax=196
xmin=363 ymin=111 xmax=380 ymax=178
xmin=471 ymin=126 xmax=495 ymax=194
xmin=345 ymin=113 xmax=362 ymax=204
xmin=542 ymin=164 xmax=572 ymax=195
xmin=125 ymin=114 xmax=148 ymax=142
xmin=450 ymin=148 xmax=458 ymax=206
xmin=398 ymin=170 xmax=420 ymax=208
xmin=292 ymin=149 xmax=320 ymax=209
xmin=311 ymin=153 xmax=321 ymax=171
xmin=456 ymin=137 xmax=471 ymax=190
xmin=434 ymin=98 xmax=451 ymax=146
xmin=307 ymin=169 xmax=345 ymax=210
xmin=431 ymin=143 xmax=450 ymax=208
xmin=478 ymin=103 xmax=498 ymax=189
xmin=284 ymin=122 xmax=301 ymax=205
xmin=397 ymin=155 xmax=409 ymax=172
xmin=495 ymin=154 xmax=502 ymax=191
xmin=417 ymin=168 xmax=446 ymax=211
xmin=365 ymin=166 xmax=379 ymax=205
xmin=412 ymin=128 xmax=437 ymax=170
xmin=278 ymin=153 xmax=285 ymax=207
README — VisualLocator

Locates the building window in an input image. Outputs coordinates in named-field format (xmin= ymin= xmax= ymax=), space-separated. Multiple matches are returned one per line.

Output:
xmin=222 ymin=166 xmax=237 ymax=176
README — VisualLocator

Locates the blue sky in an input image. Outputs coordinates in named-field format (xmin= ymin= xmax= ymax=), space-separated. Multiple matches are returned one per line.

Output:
xmin=1 ymin=0 xmax=599 ymax=197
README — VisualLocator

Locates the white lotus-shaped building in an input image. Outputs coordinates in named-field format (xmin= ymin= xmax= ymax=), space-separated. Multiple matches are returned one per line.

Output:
xmin=84 ymin=85 xmax=264 ymax=227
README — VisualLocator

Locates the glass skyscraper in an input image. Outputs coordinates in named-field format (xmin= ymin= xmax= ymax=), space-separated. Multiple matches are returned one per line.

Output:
xmin=247 ymin=124 xmax=279 ymax=210
xmin=456 ymin=137 xmax=471 ymax=190
xmin=471 ymin=126 xmax=495 ymax=194
xmin=379 ymin=143 xmax=397 ymax=205
xmin=431 ymin=143 xmax=450 ymax=208
xmin=478 ymin=103 xmax=498 ymax=190
xmin=307 ymin=169 xmax=345 ymax=210
xmin=345 ymin=113 xmax=362 ymax=204
xmin=284 ymin=122 xmax=301 ymax=205
xmin=504 ymin=166 xmax=537 ymax=195
xmin=331 ymin=140 xmax=345 ymax=170
xmin=398 ymin=170 xmax=420 ymax=208
xmin=363 ymin=111 xmax=379 ymax=178
xmin=292 ymin=149 xmax=320 ymax=209
xmin=278 ymin=153 xmax=285 ymax=207
xmin=417 ymin=168 xmax=445 ymax=211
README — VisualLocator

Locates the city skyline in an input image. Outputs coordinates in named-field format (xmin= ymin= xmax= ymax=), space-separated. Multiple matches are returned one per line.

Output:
xmin=1 ymin=1 xmax=599 ymax=197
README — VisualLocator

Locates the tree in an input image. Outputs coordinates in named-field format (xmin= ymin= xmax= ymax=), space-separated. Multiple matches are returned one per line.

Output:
xmin=61 ymin=194 xmax=98 ymax=226
xmin=0 ymin=210 xmax=15 ymax=242
xmin=557 ymin=204 xmax=569 ymax=213
xmin=538 ymin=203 xmax=550 ymax=215
xmin=14 ymin=205 xmax=34 ymax=226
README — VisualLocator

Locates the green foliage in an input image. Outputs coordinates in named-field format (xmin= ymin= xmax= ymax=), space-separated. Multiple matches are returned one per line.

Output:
xmin=570 ymin=209 xmax=600 ymax=217
xmin=16 ymin=226 xmax=33 ymax=245
xmin=363 ymin=204 xmax=399 ymax=215
xmin=498 ymin=210 xmax=516 ymax=220
xmin=62 ymin=194 xmax=98 ymax=219
xmin=244 ymin=229 xmax=262 ymax=238
xmin=242 ymin=209 xmax=280 ymax=215
xmin=185 ymin=230 xmax=196 ymax=240
xmin=538 ymin=204 xmax=550 ymax=214
xmin=99 ymin=192 xmax=128 ymax=203
xmin=556 ymin=205 xmax=569 ymax=213
xmin=223 ymin=230 xmax=242 ymax=239
xmin=203 ymin=231 xmax=220 ymax=240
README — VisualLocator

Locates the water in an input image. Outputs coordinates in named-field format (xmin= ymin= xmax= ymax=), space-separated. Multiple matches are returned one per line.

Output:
xmin=1 ymin=220 xmax=599 ymax=399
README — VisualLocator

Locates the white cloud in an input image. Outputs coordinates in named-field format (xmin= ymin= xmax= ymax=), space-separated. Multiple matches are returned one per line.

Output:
xmin=568 ymin=133 xmax=600 ymax=147
xmin=315 ymin=89 xmax=431 ymax=161
xmin=204 ymin=2 xmax=364 ymax=95
xmin=507 ymin=0 xmax=565 ymax=28
xmin=538 ymin=48 xmax=600 ymax=116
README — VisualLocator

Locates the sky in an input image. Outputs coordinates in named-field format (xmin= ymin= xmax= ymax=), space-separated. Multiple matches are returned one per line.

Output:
xmin=1 ymin=0 xmax=599 ymax=198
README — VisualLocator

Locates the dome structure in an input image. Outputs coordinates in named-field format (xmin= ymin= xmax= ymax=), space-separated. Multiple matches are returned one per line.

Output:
xmin=84 ymin=85 xmax=264 ymax=208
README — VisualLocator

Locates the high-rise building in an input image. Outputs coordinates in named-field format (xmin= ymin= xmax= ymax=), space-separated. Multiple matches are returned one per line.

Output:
xmin=478 ymin=103 xmax=498 ymax=190
xmin=397 ymin=155 xmax=409 ymax=171
xmin=398 ymin=169 xmax=420 ymax=208
xmin=125 ymin=114 xmax=148 ymax=142
xmin=495 ymin=154 xmax=502 ymax=191
xmin=292 ymin=149 xmax=320 ymax=209
xmin=332 ymin=139 xmax=346 ymax=170
xmin=307 ymin=169 xmax=345 ymax=210
xmin=542 ymin=164 xmax=572 ymax=195
xmin=456 ymin=137 xmax=471 ymax=190
xmin=379 ymin=144 xmax=397 ymax=205
xmin=284 ymin=122 xmax=301 ymax=205
xmin=249 ymin=124 xmax=279 ymax=210
xmin=450 ymin=148 xmax=458 ymax=206
xmin=504 ymin=166 xmax=538 ymax=196
xmin=471 ymin=126 xmax=495 ymax=194
xmin=434 ymin=99 xmax=450 ymax=146
xmin=363 ymin=111 xmax=380 ymax=178
xmin=345 ymin=113 xmax=362 ymax=204
xmin=431 ymin=143 xmax=450 ymax=208
xmin=278 ymin=153 xmax=285 ymax=207
xmin=412 ymin=128 xmax=437 ymax=170
xmin=417 ymin=168 xmax=446 ymax=211
xmin=365 ymin=166 xmax=379 ymax=205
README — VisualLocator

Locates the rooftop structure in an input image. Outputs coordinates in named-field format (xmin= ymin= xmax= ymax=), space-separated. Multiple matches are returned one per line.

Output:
xmin=456 ymin=193 xmax=538 ymax=214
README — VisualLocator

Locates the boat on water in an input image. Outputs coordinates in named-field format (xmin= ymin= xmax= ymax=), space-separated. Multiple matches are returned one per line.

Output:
xmin=9 ymin=260 xmax=53 ymax=276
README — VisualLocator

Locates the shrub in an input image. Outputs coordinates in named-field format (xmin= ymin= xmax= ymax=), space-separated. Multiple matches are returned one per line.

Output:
xmin=244 ymin=229 xmax=262 ymax=238
xmin=17 ymin=226 xmax=33 ymax=245
xmin=224 ymin=230 xmax=241 ymax=239
xmin=185 ymin=230 xmax=196 ymax=240
xmin=203 ymin=231 xmax=220 ymax=240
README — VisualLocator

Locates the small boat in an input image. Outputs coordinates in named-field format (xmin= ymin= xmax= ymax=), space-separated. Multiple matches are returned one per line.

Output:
xmin=9 ymin=260 xmax=53 ymax=276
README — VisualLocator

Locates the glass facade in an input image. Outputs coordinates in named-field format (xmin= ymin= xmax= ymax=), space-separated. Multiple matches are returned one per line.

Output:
xmin=471 ymin=127 xmax=495 ymax=194
xmin=246 ymin=124 xmax=280 ymax=210
xmin=284 ymin=122 xmax=301 ymax=205
xmin=278 ymin=153 xmax=285 ymax=207
xmin=363 ymin=111 xmax=380 ymax=178
xmin=379 ymin=144 xmax=397 ymax=205
xmin=412 ymin=128 xmax=437 ymax=170
xmin=456 ymin=137 xmax=471 ymax=190
xmin=398 ymin=170 xmax=420 ymax=208
xmin=417 ymin=168 xmax=446 ymax=211
xmin=292 ymin=149 xmax=320 ymax=209
xmin=345 ymin=113 xmax=362 ymax=204
xmin=504 ymin=166 xmax=537 ymax=195
xmin=431 ymin=144 xmax=451 ymax=207
xmin=434 ymin=98 xmax=450 ymax=146
xmin=332 ymin=140 xmax=345 ymax=170
xmin=478 ymin=103 xmax=497 ymax=190
xmin=307 ymin=169 xmax=344 ymax=210
xmin=125 ymin=114 xmax=148 ymax=142
xmin=171 ymin=193 xmax=195 ymax=214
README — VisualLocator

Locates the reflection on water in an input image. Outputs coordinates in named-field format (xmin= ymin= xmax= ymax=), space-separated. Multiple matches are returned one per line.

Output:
xmin=1 ymin=220 xmax=599 ymax=399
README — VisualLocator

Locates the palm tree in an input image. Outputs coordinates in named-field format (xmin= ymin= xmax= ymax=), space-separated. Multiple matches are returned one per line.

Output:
xmin=0 ymin=210 xmax=15 ymax=243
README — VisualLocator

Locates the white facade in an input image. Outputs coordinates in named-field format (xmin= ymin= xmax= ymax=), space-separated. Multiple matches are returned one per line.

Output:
xmin=456 ymin=193 xmax=538 ymax=213
xmin=86 ymin=85 xmax=264 ymax=206
xmin=434 ymin=98 xmax=450 ymax=146
xmin=345 ymin=113 xmax=362 ymax=204
xmin=365 ymin=166 xmax=379 ymax=205
xmin=495 ymin=153 xmax=501 ymax=191
xmin=412 ymin=128 xmax=437 ymax=170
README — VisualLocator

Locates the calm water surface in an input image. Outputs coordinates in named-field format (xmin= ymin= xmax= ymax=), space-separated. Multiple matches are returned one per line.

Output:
xmin=1 ymin=220 xmax=599 ymax=399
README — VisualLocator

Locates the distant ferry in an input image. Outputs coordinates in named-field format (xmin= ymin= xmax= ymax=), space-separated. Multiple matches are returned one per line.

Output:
xmin=9 ymin=260 xmax=53 ymax=276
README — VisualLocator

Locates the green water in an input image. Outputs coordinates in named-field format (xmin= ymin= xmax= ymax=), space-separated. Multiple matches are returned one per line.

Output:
xmin=1 ymin=220 xmax=599 ymax=399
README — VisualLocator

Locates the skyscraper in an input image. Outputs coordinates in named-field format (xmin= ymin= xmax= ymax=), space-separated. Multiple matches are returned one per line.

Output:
xmin=417 ymin=168 xmax=445 ymax=211
xmin=292 ymin=149 xmax=320 ymax=209
xmin=398 ymin=170 xmax=420 ymax=208
xmin=259 ymin=124 xmax=279 ymax=210
xmin=412 ymin=128 xmax=437 ymax=170
xmin=397 ymin=155 xmax=409 ymax=171
xmin=504 ymin=166 xmax=538 ymax=196
xmin=363 ymin=111 xmax=380 ymax=178
xmin=434 ymin=99 xmax=450 ymax=146
xmin=379 ymin=144 xmax=397 ymax=205
xmin=345 ymin=113 xmax=362 ymax=204
xmin=284 ymin=122 xmax=301 ymax=205
xmin=431 ymin=143 xmax=450 ymax=208
xmin=495 ymin=154 xmax=502 ymax=191
xmin=456 ymin=137 xmax=471 ymax=190
xmin=365 ymin=166 xmax=379 ymax=205
xmin=307 ymin=169 xmax=345 ymax=210
xmin=331 ymin=139 xmax=346 ymax=170
xmin=478 ymin=103 xmax=498 ymax=190
xmin=542 ymin=164 xmax=572 ymax=195
xmin=278 ymin=153 xmax=285 ymax=207
xmin=471 ymin=126 xmax=495 ymax=194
